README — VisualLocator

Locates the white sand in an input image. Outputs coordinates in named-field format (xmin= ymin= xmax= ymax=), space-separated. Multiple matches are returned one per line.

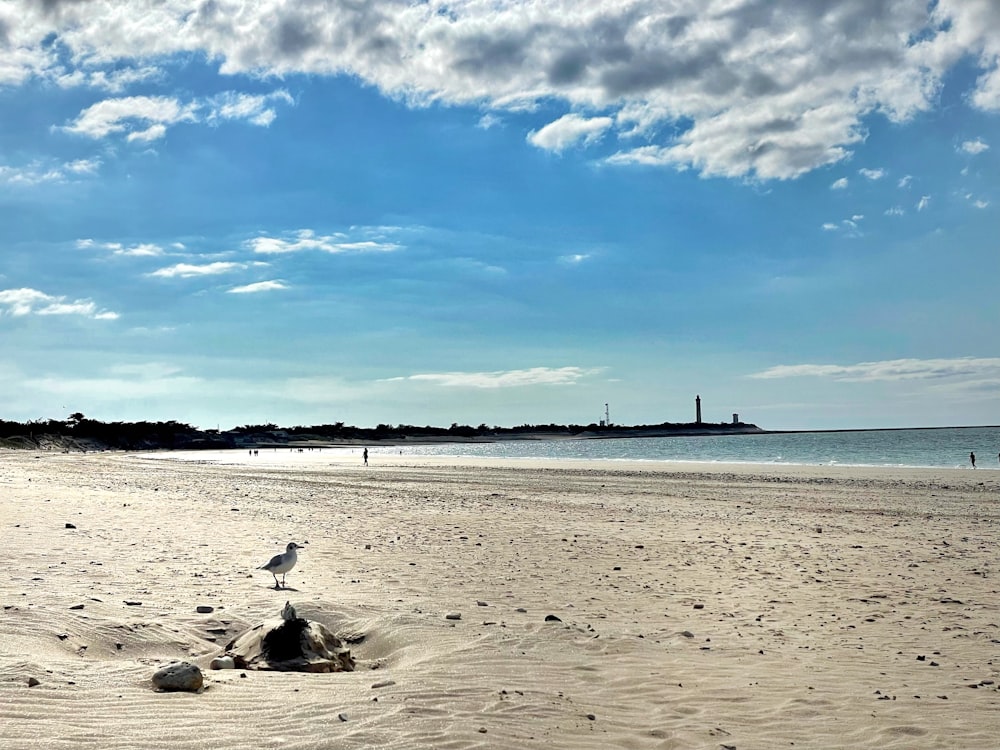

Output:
xmin=1 ymin=450 xmax=998 ymax=749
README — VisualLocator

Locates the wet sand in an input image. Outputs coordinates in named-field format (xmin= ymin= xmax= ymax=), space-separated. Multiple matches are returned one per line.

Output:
xmin=1 ymin=450 xmax=998 ymax=749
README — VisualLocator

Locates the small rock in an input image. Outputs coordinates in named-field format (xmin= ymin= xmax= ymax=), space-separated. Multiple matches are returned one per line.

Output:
xmin=152 ymin=661 xmax=204 ymax=692
xmin=69 ymin=604 xmax=84 ymax=610
xmin=338 ymin=713 xmax=348 ymax=722
xmin=372 ymin=680 xmax=396 ymax=689
xmin=544 ymin=614 xmax=562 ymax=622
xmin=693 ymin=603 xmax=705 ymax=610
xmin=210 ymin=656 xmax=236 ymax=670
xmin=27 ymin=677 xmax=40 ymax=687
xmin=445 ymin=612 xmax=462 ymax=620
xmin=196 ymin=605 xmax=215 ymax=614
xmin=478 ymin=727 xmax=487 ymax=733
xmin=65 ymin=523 xmax=76 ymax=529
xmin=586 ymin=713 xmax=596 ymax=721
xmin=477 ymin=600 xmax=488 ymax=606
xmin=123 ymin=601 xmax=142 ymax=606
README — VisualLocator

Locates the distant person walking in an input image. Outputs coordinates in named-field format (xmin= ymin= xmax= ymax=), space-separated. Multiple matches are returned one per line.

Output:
xmin=363 ymin=448 xmax=368 ymax=467
xmin=970 ymin=451 xmax=976 ymax=468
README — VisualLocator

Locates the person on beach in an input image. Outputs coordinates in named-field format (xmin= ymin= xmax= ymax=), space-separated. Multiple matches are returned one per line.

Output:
xmin=363 ymin=448 xmax=368 ymax=466
xmin=970 ymin=451 xmax=976 ymax=468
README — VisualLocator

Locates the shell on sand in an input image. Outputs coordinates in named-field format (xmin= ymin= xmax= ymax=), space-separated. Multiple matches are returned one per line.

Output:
xmin=224 ymin=607 xmax=355 ymax=673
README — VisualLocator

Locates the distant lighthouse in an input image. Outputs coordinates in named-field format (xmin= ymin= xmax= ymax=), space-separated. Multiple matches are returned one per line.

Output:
xmin=695 ymin=395 xmax=702 ymax=424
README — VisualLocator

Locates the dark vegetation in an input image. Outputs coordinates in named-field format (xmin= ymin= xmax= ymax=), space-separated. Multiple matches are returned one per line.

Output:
xmin=0 ymin=412 xmax=762 ymax=452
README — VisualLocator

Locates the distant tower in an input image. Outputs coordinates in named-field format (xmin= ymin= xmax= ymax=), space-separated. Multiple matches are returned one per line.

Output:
xmin=695 ymin=395 xmax=702 ymax=424
xmin=605 ymin=403 xmax=611 ymax=427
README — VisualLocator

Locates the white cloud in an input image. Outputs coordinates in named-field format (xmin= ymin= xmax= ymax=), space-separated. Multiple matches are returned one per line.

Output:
xmin=11 ymin=1 xmax=999 ymax=180
xmin=393 ymin=366 xmax=604 ymax=389
xmin=750 ymin=357 xmax=1000 ymax=382
xmin=248 ymin=229 xmax=400 ymax=255
xmin=821 ymin=222 xmax=838 ymax=231
xmin=884 ymin=206 xmax=905 ymax=216
xmin=79 ymin=240 xmax=164 ymax=257
xmin=0 ymin=158 xmax=101 ymax=185
xmin=830 ymin=177 xmax=848 ymax=190
xmin=477 ymin=114 xmax=502 ymax=130
xmin=149 ymin=262 xmax=245 ymax=279
xmin=959 ymin=138 xmax=990 ymax=155
xmin=897 ymin=175 xmax=913 ymax=188
xmin=63 ymin=95 xmax=197 ymax=139
xmin=63 ymin=90 xmax=293 ymax=141
xmin=528 ymin=114 xmax=614 ymax=153
xmin=972 ymin=198 xmax=990 ymax=209
xmin=559 ymin=253 xmax=591 ymax=264
xmin=858 ymin=168 xmax=886 ymax=180
xmin=0 ymin=287 xmax=117 ymax=319
xmin=916 ymin=195 xmax=931 ymax=211
xmin=228 ymin=280 xmax=289 ymax=294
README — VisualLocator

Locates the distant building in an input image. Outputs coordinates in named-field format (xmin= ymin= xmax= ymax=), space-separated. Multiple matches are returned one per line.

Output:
xmin=696 ymin=395 xmax=702 ymax=424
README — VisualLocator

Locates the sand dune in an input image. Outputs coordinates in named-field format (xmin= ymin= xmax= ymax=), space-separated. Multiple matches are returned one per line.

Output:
xmin=1 ymin=451 xmax=998 ymax=749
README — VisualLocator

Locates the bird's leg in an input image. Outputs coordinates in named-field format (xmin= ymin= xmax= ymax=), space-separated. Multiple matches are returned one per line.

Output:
xmin=272 ymin=573 xmax=281 ymax=589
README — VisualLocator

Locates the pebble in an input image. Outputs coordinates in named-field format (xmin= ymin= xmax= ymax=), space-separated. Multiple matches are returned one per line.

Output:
xmin=69 ymin=604 xmax=84 ymax=610
xmin=65 ymin=523 xmax=76 ymax=529
xmin=210 ymin=656 xmax=235 ymax=670
xmin=544 ymin=614 xmax=562 ymax=622
xmin=27 ymin=677 xmax=40 ymax=687
xmin=196 ymin=605 xmax=214 ymax=614
xmin=445 ymin=612 xmax=462 ymax=620
xmin=372 ymin=680 xmax=396 ymax=689
xmin=338 ymin=713 xmax=348 ymax=722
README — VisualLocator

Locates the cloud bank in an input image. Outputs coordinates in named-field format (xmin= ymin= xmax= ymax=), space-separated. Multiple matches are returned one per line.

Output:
xmin=5 ymin=1 xmax=1000 ymax=179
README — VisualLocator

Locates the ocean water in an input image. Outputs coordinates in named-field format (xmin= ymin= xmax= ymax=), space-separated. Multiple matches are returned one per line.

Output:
xmin=154 ymin=426 xmax=1000 ymax=470
xmin=383 ymin=426 xmax=1000 ymax=469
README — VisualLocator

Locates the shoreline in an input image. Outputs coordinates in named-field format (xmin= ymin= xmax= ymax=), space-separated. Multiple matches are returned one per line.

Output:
xmin=134 ymin=446 xmax=1000 ymax=478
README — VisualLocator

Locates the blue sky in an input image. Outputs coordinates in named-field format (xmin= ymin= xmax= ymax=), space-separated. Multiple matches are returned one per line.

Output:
xmin=1 ymin=0 xmax=998 ymax=431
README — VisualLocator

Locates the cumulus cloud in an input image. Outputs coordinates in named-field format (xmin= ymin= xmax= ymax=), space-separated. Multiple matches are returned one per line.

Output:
xmin=916 ymin=195 xmax=931 ymax=211
xmin=228 ymin=280 xmax=289 ymax=294
xmin=750 ymin=357 xmax=1000 ymax=382
xmin=830 ymin=177 xmax=848 ymax=190
xmin=858 ymin=168 xmax=886 ymax=180
xmin=0 ymin=287 xmax=117 ymax=319
xmin=6 ymin=0 xmax=1000 ymax=180
xmin=63 ymin=91 xmax=293 ymax=141
xmin=247 ymin=229 xmax=400 ymax=255
xmin=959 ymin=138 xmax=990 ymax=154
xmin=392 ymin=366 xmax=604 ymax=389
xmin=527 ymin=114 xmax=614 ymax=152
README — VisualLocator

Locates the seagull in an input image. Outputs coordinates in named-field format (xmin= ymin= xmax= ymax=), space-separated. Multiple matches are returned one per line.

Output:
xmin=259 ymin=542 xmax=302 ymax=589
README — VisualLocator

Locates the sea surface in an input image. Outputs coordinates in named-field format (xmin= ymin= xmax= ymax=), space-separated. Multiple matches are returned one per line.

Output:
xmin=152 ymin=426 xmax=1000 ymax=470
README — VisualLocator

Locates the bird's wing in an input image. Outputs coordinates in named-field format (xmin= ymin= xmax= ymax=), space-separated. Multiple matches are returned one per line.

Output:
xmin=260 ymin=553 xmax=283 ymax=569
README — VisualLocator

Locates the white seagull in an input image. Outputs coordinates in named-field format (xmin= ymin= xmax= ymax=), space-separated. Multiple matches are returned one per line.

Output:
xmin=259 ymin=542 xmax=302 ymax=589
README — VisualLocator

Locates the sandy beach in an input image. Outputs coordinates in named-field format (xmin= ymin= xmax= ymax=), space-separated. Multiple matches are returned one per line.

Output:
xmin=1 ymin=450 xmax=998 ymax=749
